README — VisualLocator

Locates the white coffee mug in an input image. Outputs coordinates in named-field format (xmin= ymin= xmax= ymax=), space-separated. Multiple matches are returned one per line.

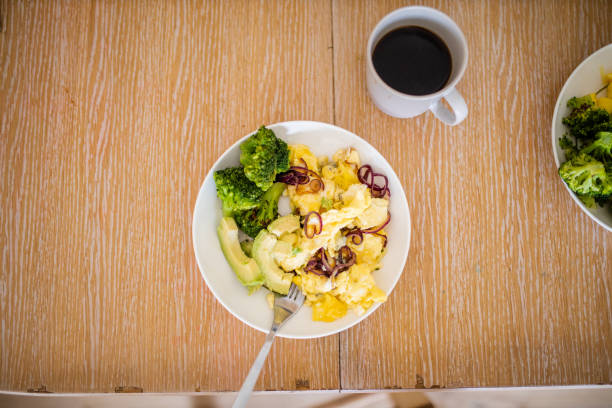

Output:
xmin=366 ymin=6 xmax=468 ymax=125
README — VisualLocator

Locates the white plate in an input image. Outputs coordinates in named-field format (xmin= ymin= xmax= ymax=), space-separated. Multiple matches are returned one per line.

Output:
xmin=192 ymin=121 xmax=411 ymax=338
xmin=551 ymin=44 xmax=612 ymax=232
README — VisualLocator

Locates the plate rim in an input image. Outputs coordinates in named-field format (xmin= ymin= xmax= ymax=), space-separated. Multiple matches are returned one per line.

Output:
xmin=191 ymin=120 xmax=412 ymax=338
xmin=550 ymin=43 xmax=612 ymax=232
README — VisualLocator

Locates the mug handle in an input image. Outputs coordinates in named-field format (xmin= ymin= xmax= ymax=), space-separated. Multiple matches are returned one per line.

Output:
xmin=429 ymin=88 xmax=468 ymax=126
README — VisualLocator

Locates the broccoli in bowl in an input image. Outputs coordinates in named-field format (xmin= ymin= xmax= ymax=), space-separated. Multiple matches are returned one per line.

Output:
xmin=557 ymin=82 xmax=612 ymax=210
xmin=213 ymin=126 xmax=289 ymax=239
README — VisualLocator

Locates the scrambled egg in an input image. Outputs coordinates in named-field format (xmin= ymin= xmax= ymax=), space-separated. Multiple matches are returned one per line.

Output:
xmin=274 ymin=145 xmax=389 ymax=322
xmin=587 ymin=69 xmax=612 ymax=114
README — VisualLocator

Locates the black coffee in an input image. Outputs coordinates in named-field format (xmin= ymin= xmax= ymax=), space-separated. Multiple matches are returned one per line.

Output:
xmin=372 ymin=26 xmax=452 ymax=96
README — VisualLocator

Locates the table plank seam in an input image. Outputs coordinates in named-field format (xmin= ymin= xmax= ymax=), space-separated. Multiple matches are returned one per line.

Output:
xmin=329 ymin=0 xmax=343 ymax=392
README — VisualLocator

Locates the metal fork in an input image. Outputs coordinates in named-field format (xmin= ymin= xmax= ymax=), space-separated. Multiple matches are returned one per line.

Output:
xmin=232 ymin=283 xmax=305 ymax=408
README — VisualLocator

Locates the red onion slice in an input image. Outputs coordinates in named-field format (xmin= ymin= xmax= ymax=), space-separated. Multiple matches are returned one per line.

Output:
xmin=304 ymin=246 xmax=357 ymax=278
xmin=303 ymin=211 xmax=323 ymax=238
xmin=320 ymin=248 xmax=334 ymax=273
xmin=362 ymin=212 xmax=391 ymax=234
xmin=358 ymin=165 xmax=373 ymax=186
xmin=309 ymin=178 xmax=323 ymax=192
xmin=277 ymin=158 xmax=328 ymax=193
xmin=338 ymin=246 xmax=354 ymax=263
xmin=304 ymin=257 xmax=326 ymax=276
xmin=330 ymin=246 xmax=356 ymax=278
xmin=358 ymin=164 xmax=390 ymax=198
xmin=304 ymin=248 xmax=333 ymax=276
xmin=291 ymin=165 xmax=319 ymax=178
xmin=291 ymin=165 xmax=325 ymax=191
xmin=345 ymin=228 xmax=364 ymax=245
xmin=276 ymin=169 xmax=312 ymax=186
xmin=343 ymin=212 xmax=390 ymax=248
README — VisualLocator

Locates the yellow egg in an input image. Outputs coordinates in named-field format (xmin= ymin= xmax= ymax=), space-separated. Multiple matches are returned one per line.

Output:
xmin=317 ymin=148 xmax=362 ymax=192
xmin=337 ymin=162 xmax=360 ymax=191
xmin=368 ymin=286 xmax=387 ymax=303
xmin=280 ymin=246 xmax=311 ymax=272
xmin=289 ymin=144 xmax=319 ymax=171
xmin=337 ymin=264 xmax=373 ymax=303
xmin=279 ymin=232 xmax=298 ymax=246
xmin=356 ymin=198 xmax=389 ymax=229
xmin=355 ymin=286 xmax=387 ymax=315
xmin=332 ymin=148 xmax=361 ymax=167
xmin=288 ymin=185 xmax=322 ymax=215
xmin=341 ymin=184 xmax=371 ymax=213
xmin=331 ymin=263 xmax=387 ymax=313
xmin=298 ymin=270 xmax=332 ymax=295
xmin=597 ymin=97 xmax=612 ymax=114
xmin=311 ymin=293 xmax=348 ymax=322
xmin=601 ymin=67 xmax=611 ymax=84
xmin=277 ymin=145 xmax=388 ymax=323
xmin=323 ymin=163 xmax=359 ymax=191
xmin=349 ymin=232 xmax=385 ymax=264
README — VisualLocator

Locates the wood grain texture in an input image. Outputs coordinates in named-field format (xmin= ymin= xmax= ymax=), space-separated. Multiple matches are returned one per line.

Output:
xmin=334 ymin=0 xmax=612 ymax=389
xmin=0 ymin=0 xmax=611 ymax=394
xmin=0 ymin=0 xmax=336 ymax=393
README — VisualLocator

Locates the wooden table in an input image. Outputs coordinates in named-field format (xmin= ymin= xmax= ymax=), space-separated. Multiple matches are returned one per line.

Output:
xmin=1 ymin=0 xmax=611 ymax=394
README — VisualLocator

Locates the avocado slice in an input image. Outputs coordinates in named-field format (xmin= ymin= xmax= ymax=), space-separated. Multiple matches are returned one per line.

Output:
xmin=217 ymin=217 xmax=264 ymax=291
xmin=267 ymin=214 xmax=300 ymax=237
xmin=252 ymin=229 xmax=293 ymax=295
xmin=240 ymin=240 xmax=253 ymax=257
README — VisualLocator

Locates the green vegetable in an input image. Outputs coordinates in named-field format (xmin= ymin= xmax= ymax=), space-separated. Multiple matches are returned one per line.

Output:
xmin=321 ymin=197 xmax=333 ymax=211
xmin=213 ymin=167 xmax=263 ymax=215
xmin=567 ymin=95 xmax=595 ymax=110
xmin=577 ymin=194 xmax=596 ymax=208
xmin=558 ymin=153 xmax=612 ymax=204
xmin=558 ymin=93 xmax=612 ymax=208
xmin=562 ymin=96 xmax=612 ymax=144
xmin=217 ymin=217 xmax=264 ymax=292
xmin=240 ymin=240 xmax=254 ymax=257
xmin=267 ymin=214 xmax=300 ymax=236
xmin=275 ymin=137 xmax=290 ymax=174
xmin=559 ymin=135 xmax=578 ymax=160
xmin=234 ymin=182 xmax=286 ymax=238
xmin=252 ymin=229 xmax=293 ymax=295
xmin=580 ymin=131 xmax=612 ymax=164
xmin=240 ymin=126 xmax=290 ymax=190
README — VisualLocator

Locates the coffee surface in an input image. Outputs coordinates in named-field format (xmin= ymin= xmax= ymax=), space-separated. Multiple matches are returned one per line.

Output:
xmin=372 ymin=26 xmax=452 ymax=96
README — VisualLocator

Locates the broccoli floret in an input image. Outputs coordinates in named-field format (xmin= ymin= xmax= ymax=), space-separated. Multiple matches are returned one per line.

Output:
xmin=240 ymin=126 xmax=290 ymax=190
xmin=240 ymin=126 xmax=277 ymax=190
xmin=275 ymin=137 xmax=290 ymax=173
xmin=580 ymin=131 xmax=612 ymax=164
xmin=559 ymin=135 xmax=578 ymax=160
xmin=577 ymin=193 xmax=596 ymax=208
xmin=213 ymin=167 xmax=263 ymax=215
xmin=567 ymin=95 xmax=595 ymax=110
xmin=234 ymin=182 xmax=286 ymax=238
xmin=562 ymin=97 xmax=612 ymax=143
xmin=559 ymin=153 xmax=612 ymax=203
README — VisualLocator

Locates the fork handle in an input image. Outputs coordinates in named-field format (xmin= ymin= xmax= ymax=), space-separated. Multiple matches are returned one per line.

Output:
xmin=232 ymin=328 xmax=277 ymax=408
